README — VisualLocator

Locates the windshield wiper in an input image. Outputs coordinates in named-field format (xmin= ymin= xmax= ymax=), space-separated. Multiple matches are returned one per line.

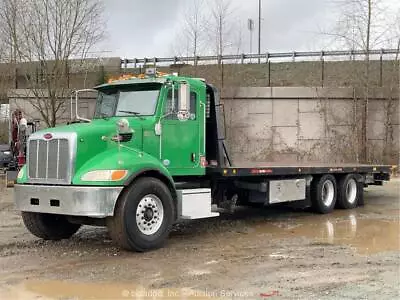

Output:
xmin=118 ymin=110 xmax=145 ymax=119
xmin=118 ymin=110 xmax=140 ymax=115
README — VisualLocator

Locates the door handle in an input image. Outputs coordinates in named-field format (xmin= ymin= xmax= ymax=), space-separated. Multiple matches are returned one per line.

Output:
xmin=191 ymin=153 xmax=196 ymax=162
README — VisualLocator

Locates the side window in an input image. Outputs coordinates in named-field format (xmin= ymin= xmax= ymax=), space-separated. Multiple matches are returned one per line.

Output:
xmin=164 ymin=88 xmax=197 ymax=120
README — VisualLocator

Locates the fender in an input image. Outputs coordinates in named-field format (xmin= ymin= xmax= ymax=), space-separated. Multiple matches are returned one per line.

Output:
xmin=123 ymin=167 xmax=177 ymax=203
xmin=73 ymin=147 xmax=174 ymax=189
xmin=124 ymin=167 xmax=174 ymax=187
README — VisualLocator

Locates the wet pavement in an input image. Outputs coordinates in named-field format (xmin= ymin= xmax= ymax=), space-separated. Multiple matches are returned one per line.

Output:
xmin=0 ymin=179 xmax=398 ymax=299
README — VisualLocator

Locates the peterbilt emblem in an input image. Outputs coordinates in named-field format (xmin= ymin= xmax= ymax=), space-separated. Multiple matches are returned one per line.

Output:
xmin=43 ymin=133 xmax=53 ymax=140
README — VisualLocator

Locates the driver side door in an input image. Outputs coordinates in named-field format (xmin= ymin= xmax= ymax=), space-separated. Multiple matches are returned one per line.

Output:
xmin=160 ymin=87 xmax=200 ymax=175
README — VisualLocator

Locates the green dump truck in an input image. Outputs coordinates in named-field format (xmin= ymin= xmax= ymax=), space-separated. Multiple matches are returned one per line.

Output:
xmin=14 ymin=71 xmax=391 ymax=252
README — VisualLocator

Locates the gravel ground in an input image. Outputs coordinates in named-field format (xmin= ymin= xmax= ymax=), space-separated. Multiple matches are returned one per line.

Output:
xmin=0 ymin=179 xmax=398 ymax=299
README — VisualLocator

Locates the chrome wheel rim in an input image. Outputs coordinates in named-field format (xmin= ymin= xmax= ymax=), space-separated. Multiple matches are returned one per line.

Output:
xmin=346 ymin=178 xmax=357 ymax=204
xmin=136 ymin=194 xmax=164 ymax=235
xmin=321 ymin=180 xmax=335 ymax=207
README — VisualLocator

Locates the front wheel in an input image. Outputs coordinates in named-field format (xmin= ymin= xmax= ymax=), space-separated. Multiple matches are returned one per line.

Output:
xmin=107 ymin=177 xmax=175 ymax=252
xmin=22 ymin=212 xmax=81 ymax=240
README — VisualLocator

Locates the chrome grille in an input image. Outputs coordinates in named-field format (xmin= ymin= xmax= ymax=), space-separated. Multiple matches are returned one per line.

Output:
xmin=27 ymin=133 xmax=76 ymax=184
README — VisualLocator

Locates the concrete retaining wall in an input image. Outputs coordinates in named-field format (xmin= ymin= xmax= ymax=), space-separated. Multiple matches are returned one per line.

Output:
xmin=222 ymin=87 xmax=399 ymax=165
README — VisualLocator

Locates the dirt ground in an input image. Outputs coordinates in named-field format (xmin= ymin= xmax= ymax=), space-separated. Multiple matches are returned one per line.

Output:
xmin=0 ymin=180 xmax=399 ymax=300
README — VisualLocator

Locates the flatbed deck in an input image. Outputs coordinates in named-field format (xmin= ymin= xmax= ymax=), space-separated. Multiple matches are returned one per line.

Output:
xmin=207 ymin=162 xmax=392 ymax=177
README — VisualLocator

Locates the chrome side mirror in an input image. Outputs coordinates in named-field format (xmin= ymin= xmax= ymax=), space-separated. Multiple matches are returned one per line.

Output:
xmin=117 ymin=118 xmax=133 ymax=134
xmin=155 ymin=122 xmax=162 ymax=136
xmin=178 ymin=82 xmax=190 ymax=121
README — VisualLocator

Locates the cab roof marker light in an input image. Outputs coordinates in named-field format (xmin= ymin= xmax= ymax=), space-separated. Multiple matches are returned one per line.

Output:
xmin=107 ymin=71 xmax=171 ymax=83
xmin=145 ymin=68 xmax=156 ymax=76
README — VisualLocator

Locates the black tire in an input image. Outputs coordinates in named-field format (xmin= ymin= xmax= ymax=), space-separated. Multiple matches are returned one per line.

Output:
xmin=311 ymin=174 xmax=337 ymax=214
xmin=107 ymin=177 xmax=175 ymax=252
xmin=336 ymin=174 xmax=359 ymax=209
xmin=21 ymin=212 xmax=81 ymax=240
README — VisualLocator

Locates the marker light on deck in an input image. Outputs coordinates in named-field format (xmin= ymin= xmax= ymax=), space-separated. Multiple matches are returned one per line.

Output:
xmin=145 ymin=68 xmax=156 ymax=76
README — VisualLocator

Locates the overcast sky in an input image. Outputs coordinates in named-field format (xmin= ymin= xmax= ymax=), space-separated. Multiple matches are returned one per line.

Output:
xmin=100 ymin=0 xmax=400 ymax=59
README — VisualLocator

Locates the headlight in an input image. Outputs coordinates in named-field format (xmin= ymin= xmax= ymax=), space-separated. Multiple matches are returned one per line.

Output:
xmin=17 ymin=168 xmax=24 ymax=179
xmin=3 ymin=151 xmax=10 ymax=155
xmin=81 ymin=170 xmax=128 ymax=182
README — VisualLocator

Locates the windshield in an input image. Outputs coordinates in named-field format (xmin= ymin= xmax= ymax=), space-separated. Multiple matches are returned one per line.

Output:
xmin=94 ymin=84 xmax=161 ymax=118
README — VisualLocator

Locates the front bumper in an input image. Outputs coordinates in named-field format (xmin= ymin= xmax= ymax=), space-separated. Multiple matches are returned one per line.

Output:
xmin=14 ymin=184 xmax=123 ymax=218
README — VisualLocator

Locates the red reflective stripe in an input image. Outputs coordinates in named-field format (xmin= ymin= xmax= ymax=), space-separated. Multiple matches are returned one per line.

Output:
xmin=251 ymin=169 xmax=273 ymax=174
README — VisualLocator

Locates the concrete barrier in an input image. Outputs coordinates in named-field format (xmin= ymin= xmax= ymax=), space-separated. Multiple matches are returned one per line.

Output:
xmin=6 ymin=171 xmax=17 ymax=188
xmin=0 ymin=173 xmax=6 ymax=190
xmin=391 ymin=165 xmax=399 ymax=177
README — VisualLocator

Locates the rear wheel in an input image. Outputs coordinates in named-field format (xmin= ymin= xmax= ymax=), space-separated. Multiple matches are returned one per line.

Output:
xmin=22 ymin=212 xmax=81 ymax=240
xmin=337 ymin=174 xmax=359 ymax=209
xmin=311 ymin=175 xmax=337 ymax=214
xmin=107 ymin=177 xmax=175 ymax=252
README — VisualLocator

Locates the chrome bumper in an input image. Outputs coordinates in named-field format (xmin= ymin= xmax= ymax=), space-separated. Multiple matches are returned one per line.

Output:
xmin=14 ymin=184 xmax=123 ymax=218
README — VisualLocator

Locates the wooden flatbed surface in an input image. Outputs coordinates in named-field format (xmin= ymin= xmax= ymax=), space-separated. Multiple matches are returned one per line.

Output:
xmin=207 ymin=162 xmax=392 ymax=177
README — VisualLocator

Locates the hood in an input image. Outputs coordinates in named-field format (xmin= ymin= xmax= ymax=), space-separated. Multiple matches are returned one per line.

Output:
xmin=32 ymin=118 xmax=145 ymax=172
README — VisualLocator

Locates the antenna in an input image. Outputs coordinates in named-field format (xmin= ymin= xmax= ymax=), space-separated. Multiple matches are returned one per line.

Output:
xmin=258 ymin=0 xmax=261 ymax=63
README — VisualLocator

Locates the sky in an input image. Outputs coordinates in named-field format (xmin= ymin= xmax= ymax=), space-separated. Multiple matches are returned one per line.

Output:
xmin=100 ymin=0 xmax=400 ymax=59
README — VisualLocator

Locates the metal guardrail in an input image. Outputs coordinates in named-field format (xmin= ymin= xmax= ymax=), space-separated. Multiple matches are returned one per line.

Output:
xmin=121 ymin=48 xmax=400 ymax=68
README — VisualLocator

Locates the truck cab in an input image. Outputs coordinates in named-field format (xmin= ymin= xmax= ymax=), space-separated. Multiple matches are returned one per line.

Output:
xmin=14 ymin=72 xmax=224 ymax=251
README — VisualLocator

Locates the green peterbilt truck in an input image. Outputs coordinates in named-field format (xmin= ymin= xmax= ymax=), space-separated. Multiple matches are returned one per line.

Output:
xmin=14 ymin=72 xmax=391 ymax=252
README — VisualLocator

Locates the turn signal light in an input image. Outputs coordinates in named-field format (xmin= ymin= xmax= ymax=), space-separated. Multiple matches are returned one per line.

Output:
xmin=81 ymin=170 xmax=128 ymax=182
xmin=111 ymin=170 xmax=128 ymax=181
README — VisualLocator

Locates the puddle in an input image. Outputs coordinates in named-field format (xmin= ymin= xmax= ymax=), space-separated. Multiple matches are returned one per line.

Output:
xmin=255 ymin=211 xmax=399 ymax=255
xmin=0 ymin=280 xmax=218 ymax=299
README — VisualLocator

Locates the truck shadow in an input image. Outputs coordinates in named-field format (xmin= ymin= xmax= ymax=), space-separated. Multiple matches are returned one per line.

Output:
xmin=170 ymin=204 xmax=307 ymax=237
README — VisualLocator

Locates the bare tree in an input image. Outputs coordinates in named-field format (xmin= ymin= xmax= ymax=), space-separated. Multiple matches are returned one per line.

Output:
xmin=323 ymin=0 xmax=398 ymax=162
xmin=184 ymin=0 xmax=205 ymax=62
xmin=0 ymin=0 xmax=105 ymax=127
xmin=207 ymin=0 xmax=237 ymax=60
xmin=169 ymin=0 xmax=206 ymax=68
xmin=172 ymin=0 xmax=243 ymax=60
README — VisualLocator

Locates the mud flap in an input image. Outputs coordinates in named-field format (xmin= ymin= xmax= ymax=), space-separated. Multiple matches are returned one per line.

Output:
xmin=357 ymin=182 xmax=364 ymax=207
xmin=356 ymin=175 xmax=365 ymax=207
